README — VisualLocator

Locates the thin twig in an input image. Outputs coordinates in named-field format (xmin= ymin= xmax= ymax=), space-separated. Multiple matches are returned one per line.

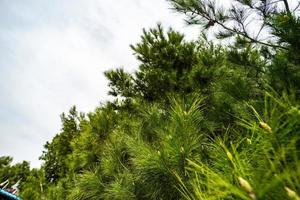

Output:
xmin=255 ymin=23 xmax=265 ymax=40
xmin=293 ymin=1 xmax=300 ymax=11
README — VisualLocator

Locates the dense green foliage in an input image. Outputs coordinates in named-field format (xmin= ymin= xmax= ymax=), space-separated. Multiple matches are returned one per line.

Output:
xmin=1 ymin=0 xmax=299 ymax=199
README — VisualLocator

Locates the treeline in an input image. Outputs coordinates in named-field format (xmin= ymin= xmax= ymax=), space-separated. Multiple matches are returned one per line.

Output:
xmin=2 ymin=0 xmax=300 ymax=199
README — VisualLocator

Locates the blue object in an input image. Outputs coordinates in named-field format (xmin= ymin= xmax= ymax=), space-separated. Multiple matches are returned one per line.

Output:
xmin=0 ymin=189 xmax=21 ymax=200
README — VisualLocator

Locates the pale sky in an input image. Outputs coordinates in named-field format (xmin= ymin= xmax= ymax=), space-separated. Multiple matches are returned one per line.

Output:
xmin=0 ymin=0 xmax=200 ymax=168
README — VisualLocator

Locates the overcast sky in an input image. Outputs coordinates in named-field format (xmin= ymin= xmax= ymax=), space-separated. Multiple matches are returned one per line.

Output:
xmin=0 ymin=0 xmax=200 ymax=168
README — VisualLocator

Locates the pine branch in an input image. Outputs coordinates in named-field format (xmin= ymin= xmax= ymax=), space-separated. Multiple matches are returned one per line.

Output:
xmin=169 ymin=0 xmax=289 ymax=50
xmin=282 ymin=0 xmax=291 ymax=14
xmin=213 ymin=19 xmax=287 ymax=49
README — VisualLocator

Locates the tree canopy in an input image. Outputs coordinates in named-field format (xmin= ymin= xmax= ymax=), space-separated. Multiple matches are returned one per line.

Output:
xmin=1 ymin=0 xmax=300 ymax=199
